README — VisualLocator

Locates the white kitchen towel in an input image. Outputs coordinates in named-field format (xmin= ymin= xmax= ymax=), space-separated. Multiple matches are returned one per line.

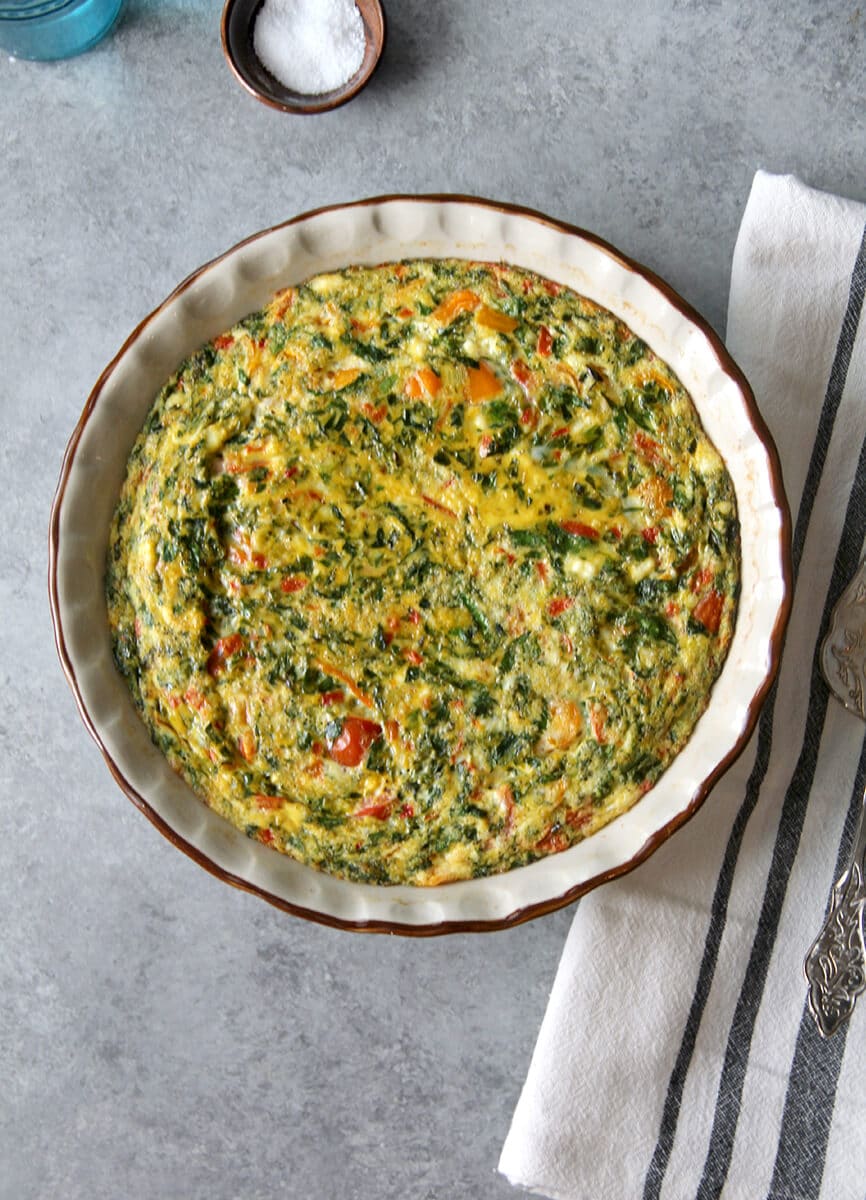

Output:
xmin=499 ymin=172 xmax=866 ymax=1200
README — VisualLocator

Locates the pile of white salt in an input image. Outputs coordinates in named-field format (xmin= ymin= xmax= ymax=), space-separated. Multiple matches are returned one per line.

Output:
xmin=253 ymin=0 xmax=366 ymax=95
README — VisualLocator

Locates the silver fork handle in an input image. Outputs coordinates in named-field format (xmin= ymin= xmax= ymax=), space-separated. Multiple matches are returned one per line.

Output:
xmin=805 ymin=784 xmax=866 ymax=1037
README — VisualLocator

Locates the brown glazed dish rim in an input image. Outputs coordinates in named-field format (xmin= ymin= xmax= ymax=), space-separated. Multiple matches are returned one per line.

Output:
xmin=221 ymin=0 xmax=386 ymax=115
xmin=48 ymin=194 xmax=793 ymax=936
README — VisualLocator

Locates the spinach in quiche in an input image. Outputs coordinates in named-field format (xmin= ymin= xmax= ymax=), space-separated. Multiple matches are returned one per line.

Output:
xmin=106 ymin=259 xmax=739 ymax=885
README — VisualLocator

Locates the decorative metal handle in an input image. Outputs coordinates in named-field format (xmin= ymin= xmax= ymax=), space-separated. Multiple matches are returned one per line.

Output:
xmin=805 ymin=785 xmax=866 ymax=1037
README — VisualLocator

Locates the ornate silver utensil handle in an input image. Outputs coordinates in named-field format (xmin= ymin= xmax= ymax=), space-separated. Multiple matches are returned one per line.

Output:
xmin=805 ymin=785 xmax=866 ymax=1038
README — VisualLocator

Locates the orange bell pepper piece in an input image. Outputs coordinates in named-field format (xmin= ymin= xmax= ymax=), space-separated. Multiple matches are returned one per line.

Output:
xmin=476 ymin=305 xmax=518 ymax=334
xmin=432 ymin=289 xmax=481 ymax=324
xmin=404 ymin=367 xmax=442 ymax=398
xmin=466 ymin=361 xmax=502 ymax=402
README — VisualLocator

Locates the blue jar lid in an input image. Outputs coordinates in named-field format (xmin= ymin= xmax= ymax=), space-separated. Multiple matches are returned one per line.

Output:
xmin=0 ymin=0 xmax=122 ymax=58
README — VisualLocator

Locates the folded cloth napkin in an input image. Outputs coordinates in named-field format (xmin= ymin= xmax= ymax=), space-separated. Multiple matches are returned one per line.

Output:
xmin=499 ymin=172 xmax=866 ymax=1200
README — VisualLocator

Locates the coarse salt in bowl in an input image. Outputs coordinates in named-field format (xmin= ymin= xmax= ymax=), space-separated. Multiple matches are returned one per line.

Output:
xmin=253 ymin=0 xmax=364 ymax=94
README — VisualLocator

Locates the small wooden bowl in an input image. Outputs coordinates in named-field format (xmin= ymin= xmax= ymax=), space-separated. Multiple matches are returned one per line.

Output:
xmin=221 ymin=0 xmax=385 ymax=114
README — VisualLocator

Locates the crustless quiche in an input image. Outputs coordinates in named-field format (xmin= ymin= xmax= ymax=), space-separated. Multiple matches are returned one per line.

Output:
xmin=106 ymin=260 xmax=739 ymax=885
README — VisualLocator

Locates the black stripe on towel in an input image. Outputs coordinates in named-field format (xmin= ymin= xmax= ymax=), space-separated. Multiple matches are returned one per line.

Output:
xmin=694 ymin=291 xmax=866 ymax=1196
xmin=768 ymin=729 xmax=866 ymax=1199
xmin=642 ymin=222 xmax=866 ymax=1200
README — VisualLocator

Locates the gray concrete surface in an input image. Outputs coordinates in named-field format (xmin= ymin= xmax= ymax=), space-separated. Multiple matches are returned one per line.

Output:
xmin=1 ymin=2 xmax=864 ymax=1197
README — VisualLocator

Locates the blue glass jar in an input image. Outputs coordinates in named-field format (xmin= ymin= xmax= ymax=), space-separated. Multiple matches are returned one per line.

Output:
xmin=0 ymin=0 xmax=123 ymax=60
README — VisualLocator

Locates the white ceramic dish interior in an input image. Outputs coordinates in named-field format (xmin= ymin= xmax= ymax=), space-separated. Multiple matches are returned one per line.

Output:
xmin=50 ymin=197 xmax=790 ymax=934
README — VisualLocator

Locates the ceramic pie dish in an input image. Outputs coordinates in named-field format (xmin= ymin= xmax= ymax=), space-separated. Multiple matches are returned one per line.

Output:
xmin=49 ymin=196 xmax=792 ymax=934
